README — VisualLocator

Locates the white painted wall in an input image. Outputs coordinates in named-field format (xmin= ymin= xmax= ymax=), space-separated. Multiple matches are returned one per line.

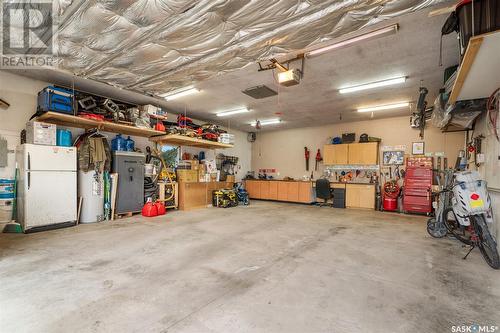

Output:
xmin=469 ymin=112 xmax=500 ymax=246
xmin=251 ymin=116 xmax=465 ymax=179
xmin=0 ymin=71 xmax=251 ymax=181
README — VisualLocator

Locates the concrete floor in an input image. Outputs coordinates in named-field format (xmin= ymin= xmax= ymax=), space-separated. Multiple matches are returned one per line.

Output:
xmin=1 ymin=201 xmax=499 ymax=333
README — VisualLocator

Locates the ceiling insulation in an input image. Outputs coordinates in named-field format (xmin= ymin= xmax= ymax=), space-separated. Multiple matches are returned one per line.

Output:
xmin=6 ymin=0 xmax=448 ymax=96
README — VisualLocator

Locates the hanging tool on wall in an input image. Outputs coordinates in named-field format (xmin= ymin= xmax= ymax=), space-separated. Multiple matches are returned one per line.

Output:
xmin=467 ymin=134 xmax=485 ymax=167
xmin=315 ymin=149 xmax=322 ymax=171
xmin=304 ymin=147 xmax=310 ymax=171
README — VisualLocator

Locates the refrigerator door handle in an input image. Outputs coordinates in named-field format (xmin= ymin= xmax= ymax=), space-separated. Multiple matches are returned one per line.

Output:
xmin=27 ymin=171 xmax=30 ymax=190
xmin=27 ymin=152 xmax=31 ymax=170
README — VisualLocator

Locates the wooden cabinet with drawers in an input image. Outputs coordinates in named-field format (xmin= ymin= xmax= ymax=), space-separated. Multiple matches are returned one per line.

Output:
xmin=277 ymin=182 xmax=288 ymax=201
xmin=345 ymin=184 xmax=375 ymax=209
xmin=269 ymin=181 xmax=278 ymax=200
xmin=323 ymin=144 xmax=349 ymax=165
xmin=348 ymin=142 xmax=378 ymax=165
xmin=323 ymin=142 xmax=378 ymax=165
xmin=260 ymin=181 xmax=270 ymax=200
xmin=245 ymin=180 xmax=313 ymax=204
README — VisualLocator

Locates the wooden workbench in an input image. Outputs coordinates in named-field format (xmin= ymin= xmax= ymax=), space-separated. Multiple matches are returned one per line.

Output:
xmin=244 ymin=180 xmax=313 ymax=204
xmin=178 ymin=181 xmax=233 ymax=210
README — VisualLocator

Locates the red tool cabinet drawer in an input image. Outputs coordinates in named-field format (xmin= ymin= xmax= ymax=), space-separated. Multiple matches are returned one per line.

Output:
xmin=405 ymin=178 xmax=432 ymax=187
xmin=404 ymin=187 xmax=430 ymax=196
xmin=404 ymin=195 xmax=430 ymax=205
xmin=403 ymin=195 xmax=432 ymax=213
xmin=406 ymin=168 xmax=433 ymax=178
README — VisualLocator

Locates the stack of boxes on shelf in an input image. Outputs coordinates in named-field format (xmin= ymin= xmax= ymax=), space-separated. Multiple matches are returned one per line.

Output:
xmin=176 ymin=159 xmax=219 ymax=183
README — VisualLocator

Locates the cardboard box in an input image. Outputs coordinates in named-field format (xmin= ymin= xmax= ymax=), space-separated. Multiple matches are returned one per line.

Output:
xmin=139 ymin=104 xmax=159 ymax=116
xmin=25 ymin=121 xmax=56 ymax=145
xmin=176 ymin=170 xmax=199 ymax=183
xmin=218 ymin=133 xmax=235 ymax=144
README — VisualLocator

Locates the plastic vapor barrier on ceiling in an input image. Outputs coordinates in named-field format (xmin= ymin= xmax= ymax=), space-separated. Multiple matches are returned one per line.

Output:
xmin=6 ymin=0 xmax=448 ymax=96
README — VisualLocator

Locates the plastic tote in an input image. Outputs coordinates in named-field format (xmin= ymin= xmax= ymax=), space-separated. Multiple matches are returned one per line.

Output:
xmin=0 ymin=179 xmax=15 ymax=199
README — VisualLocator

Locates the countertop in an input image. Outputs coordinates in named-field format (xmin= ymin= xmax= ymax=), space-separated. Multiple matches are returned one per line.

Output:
xmin=245 ymin=179 xmax=376 ymax=185
xmin=329 ymin=182 xmax=375 ymax=185
xmin=244 ymin=179 xmax=311 ymax=182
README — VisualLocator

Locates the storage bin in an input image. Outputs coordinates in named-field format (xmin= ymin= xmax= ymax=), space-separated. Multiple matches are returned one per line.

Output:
xmin=0 ymin=179 xmax=15 ymax=199
xmin=25 ymin=121 xmax=56 ymax=146
xmin=457 ymin=0 xmax=500 ymax=55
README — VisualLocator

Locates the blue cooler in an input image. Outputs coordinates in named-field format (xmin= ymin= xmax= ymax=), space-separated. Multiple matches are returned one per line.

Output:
xmin=37 ymin=86 xmax=74 ymax=114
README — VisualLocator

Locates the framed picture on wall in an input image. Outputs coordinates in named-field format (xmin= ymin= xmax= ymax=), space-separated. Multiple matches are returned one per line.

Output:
xmin=412 ymin=142 xmax=425 ymax=155
xmin=383 ymin=151 xmax=404 ymax=165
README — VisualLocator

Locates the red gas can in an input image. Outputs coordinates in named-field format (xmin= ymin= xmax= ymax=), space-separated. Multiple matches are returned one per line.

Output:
xmin=155 ymin=201 xmax=166 ymax=216
xmin=142 ymin=199 xmax=158 ymax=217
xmin=383 ymin=197 xmax=398 ymax=211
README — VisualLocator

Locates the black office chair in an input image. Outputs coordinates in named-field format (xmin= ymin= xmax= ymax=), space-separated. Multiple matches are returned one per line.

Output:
xmin=316 ymin=178 xmax=333 ymax=207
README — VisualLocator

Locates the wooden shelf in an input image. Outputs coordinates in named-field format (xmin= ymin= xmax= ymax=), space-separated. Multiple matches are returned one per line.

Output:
xmin=149 ymin=134 xmax=233 ymax=149
xmin=35 ymin=112 xmax=165 ymax=137
xmin=449 ymin=30 xmax=500 ymax=104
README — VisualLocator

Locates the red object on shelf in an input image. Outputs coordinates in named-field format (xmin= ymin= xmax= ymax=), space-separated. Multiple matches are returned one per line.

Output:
xmin=79 ymin=113 xmax=105 ymax=121
xmin=403 ymin=157 xmax=433 ymax=214
xmin=154 ymin=122 xmax=166 ymax=132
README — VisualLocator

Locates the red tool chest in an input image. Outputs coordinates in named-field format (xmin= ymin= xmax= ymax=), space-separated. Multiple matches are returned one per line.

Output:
xmin=403 ymin=157 xmax=433 ymax=214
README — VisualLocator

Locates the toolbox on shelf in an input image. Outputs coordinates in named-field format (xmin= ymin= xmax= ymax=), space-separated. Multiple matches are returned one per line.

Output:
xmin=37 ymin=86 xmax=74 ymax=114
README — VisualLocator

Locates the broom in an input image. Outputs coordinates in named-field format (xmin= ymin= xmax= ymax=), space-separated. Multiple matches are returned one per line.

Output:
xmin=3 ymin=164 xmax=22 ymax=233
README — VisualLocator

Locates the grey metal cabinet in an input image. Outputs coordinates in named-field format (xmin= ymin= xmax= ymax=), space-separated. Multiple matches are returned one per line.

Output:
xmin=112 ymin=151 xmax=145 ymax=214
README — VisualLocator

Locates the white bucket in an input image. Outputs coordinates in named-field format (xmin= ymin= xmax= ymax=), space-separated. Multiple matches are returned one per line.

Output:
xmin=0 ymin=199 xmax=14 ymax=223
xmin=144 ymin=163 xmax=157 ymax=177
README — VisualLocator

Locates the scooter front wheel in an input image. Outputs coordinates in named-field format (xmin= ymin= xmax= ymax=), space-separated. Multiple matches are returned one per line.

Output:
xmin=473 ymin=215 xmax=500 ymax=269
xmin=427 ymin=218 xmax=447 ymax=238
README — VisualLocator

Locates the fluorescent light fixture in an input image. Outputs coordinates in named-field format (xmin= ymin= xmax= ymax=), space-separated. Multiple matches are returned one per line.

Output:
xmin=357 ymin=102 xmax=410 ymax=113
xmin=306 ymin=24 xmax=399 ymax=57
xmin=159 ymin=86 xmax=200 ymax=100
xmin=216 ymin=107 xmax=250 ymax=117
xmin=250 ymin=118 xmax=281 ymax=126
xmin=339 ymin=76 xmax=406 ymax=94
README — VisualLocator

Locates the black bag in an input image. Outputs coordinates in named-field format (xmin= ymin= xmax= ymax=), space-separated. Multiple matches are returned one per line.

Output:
xmin=342 ymin=133 xmax=355 ymax=143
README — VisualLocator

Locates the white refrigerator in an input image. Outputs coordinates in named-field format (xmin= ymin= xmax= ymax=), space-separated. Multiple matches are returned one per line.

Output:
xmin=17 ymin=144 xmax=77 ymax=232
